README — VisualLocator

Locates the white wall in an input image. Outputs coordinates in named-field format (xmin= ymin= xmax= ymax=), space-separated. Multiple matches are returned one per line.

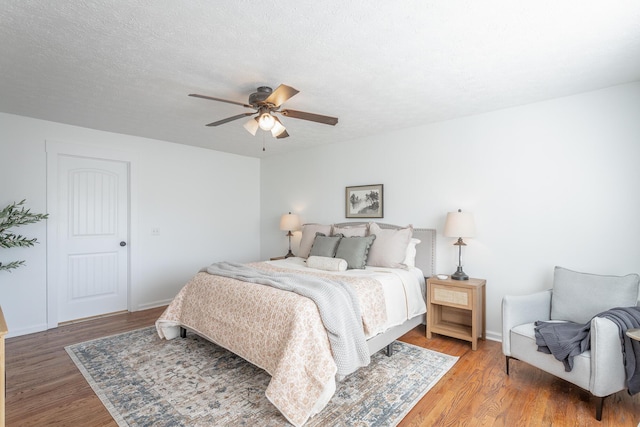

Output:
xmin=261 ymin=82 xmax=640 ymax=340
xmin=0 ymin=113 xmax=261 ymax=337
xmin=3 ymin=82 xmax=638 ymax=340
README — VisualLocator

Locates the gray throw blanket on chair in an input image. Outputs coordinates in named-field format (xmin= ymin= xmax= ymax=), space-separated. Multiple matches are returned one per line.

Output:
xmin=535 ymin=307 xmax=640 ymax=395
xmin=203 ymin=261 xmax=370 ymax=377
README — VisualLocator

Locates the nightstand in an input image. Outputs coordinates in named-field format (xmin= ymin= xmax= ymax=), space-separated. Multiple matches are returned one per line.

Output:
xmin=426 ymin=277 xmax=486 ymax=350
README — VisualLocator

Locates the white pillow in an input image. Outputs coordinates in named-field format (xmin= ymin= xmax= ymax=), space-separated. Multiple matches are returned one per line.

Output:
xmin=306 ymin=256 xmax=348 ymax=272
xmin=332 ymin=224 xmax=368 ymax=237
xmin=367 ymin=223 xmax=414 ymax=268
xmin=403 ymin=238 xmax=421 ymax=268
xmin=298 ymin=224 xmax=332 ymax=258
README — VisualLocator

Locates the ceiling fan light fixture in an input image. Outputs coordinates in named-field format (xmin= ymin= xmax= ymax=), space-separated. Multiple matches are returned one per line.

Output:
xmin=190 ymin=84 xmax=338 ymax=140
xmin=243 ymin=117 xmax=259 ymax=136
xmin=271 ymin=120 xmax=286 ymax=138
xmin=258 ymin=112 xmax=275 ymax=131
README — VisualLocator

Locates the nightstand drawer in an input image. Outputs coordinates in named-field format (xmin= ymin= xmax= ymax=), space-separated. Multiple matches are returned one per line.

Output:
xmin=430 ymin=284 xmax=472 ymax=309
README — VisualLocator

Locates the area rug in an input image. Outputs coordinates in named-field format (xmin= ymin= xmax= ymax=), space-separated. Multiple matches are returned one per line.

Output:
xmin=66 ymin=327 xmax=457 ymax=426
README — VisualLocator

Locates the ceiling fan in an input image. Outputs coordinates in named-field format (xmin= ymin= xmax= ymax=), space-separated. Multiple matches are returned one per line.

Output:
xmin=189 ymin=84 xmax=338 ymax=139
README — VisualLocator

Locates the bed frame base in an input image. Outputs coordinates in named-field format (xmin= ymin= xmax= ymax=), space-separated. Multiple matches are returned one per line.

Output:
xmin=367 ymin=314 xmax=425 ymax=356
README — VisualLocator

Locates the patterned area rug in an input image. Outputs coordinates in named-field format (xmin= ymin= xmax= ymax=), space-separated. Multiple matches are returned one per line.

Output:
xmin=66 ymin=327 xmax=457 ymax=426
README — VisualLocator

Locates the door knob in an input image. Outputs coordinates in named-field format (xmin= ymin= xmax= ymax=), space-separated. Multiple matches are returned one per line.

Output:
xmin=120 ymin=241 xmax=127 ymax=247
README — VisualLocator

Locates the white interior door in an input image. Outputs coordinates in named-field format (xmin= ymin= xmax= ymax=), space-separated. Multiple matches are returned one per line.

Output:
xmin=57 ymin=155 xmax=129 ymax=322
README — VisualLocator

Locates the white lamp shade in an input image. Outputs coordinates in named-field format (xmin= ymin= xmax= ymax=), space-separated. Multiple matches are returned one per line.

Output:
xmin=279 ymin=212 xmax=300 ymax=231
xmin=271 ymin=117 xmax=286 ymax=137
xmin=443 ymin=210 xmax=476 ymax=238
xmin=243 ymin=117 xmax=259 ymax=136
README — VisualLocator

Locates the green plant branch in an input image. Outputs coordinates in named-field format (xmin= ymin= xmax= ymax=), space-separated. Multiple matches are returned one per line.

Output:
xmin=0 ymin=199 xmax=48 ymax=272
xmin=0 ymin=199 xmax=48 ymax=232
xmin=0 ymin=260 xmax=26 ymax=272
xmin=0 ymin=233 xmax=38 ymax=248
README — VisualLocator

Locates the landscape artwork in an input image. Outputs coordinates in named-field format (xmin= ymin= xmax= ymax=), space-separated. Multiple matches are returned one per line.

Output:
xmin=345 ymin=184 xmax=383 ymax=218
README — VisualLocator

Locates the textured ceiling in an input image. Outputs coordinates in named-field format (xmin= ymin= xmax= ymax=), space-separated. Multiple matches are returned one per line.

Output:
xmin=1 ymin=1 xmax=640 ymax=158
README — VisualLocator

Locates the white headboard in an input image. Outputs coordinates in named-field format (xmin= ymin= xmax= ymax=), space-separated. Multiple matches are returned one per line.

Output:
xmin=332 ymin=222 xmax=436 ymax=278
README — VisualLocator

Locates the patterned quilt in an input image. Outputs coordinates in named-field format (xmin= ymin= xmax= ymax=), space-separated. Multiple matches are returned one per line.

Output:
xmin=156 ymin=262 xmax=388 ymax=426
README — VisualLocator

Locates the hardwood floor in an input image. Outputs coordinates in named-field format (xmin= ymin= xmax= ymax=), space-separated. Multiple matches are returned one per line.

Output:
xmin=5 ymin=308 xmax=640 ymax=426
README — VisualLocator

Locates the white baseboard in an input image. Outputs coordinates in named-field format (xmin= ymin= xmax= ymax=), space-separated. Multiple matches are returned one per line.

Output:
xmin=6 ymin=323 xmax=48 ymax=339
xmin=486 ymin=329 xmax=502 ymax=342
xmin=135 ymin=299 xmax=173 ymax=311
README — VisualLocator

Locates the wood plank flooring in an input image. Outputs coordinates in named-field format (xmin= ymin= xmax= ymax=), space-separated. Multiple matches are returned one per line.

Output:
xmin=5 ymin=308 xmax=640 ymax=426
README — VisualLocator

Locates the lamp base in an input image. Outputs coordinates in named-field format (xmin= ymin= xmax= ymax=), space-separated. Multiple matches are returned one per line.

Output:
xmin=284 ymin=250 xmax=295 ymax=258
xmin=451 ymin=266 xmax=469 ymax=281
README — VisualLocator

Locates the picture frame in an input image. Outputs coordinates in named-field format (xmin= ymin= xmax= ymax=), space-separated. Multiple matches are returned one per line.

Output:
xmin=345 ymin=184 xmax=383 ymax=218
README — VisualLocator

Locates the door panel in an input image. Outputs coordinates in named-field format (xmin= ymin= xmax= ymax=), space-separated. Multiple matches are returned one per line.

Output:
xmin=57 ymin=156 xmax=129 ymax=322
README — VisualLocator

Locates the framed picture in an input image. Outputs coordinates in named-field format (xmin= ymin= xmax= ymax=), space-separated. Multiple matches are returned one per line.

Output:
xmin=345 ymin=184 xmax=383 ymax=218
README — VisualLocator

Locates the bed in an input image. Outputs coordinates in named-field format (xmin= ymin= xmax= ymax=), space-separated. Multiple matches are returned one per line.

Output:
xmin=156 ymin=222 xmax=435 ymax=426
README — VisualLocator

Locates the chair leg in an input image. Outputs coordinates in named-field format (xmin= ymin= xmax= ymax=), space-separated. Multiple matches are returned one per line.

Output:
xmin=595 ymin=395 xmax=605 ymax=421
xmin=505 ymin=355 xmax=520 ymax=375
xmin=180 ymin=327 xmax=186 ymax=338
xmin=504 ymin=355 xmax=605 ymax=420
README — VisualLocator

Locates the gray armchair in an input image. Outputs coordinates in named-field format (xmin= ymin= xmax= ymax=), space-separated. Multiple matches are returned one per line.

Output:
xmin=502 ymin=266 xmax=640 ymax=420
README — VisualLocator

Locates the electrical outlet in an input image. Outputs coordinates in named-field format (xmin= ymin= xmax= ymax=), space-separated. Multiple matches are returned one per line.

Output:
xmin=151 ymin=227 xmax=160 ymax=236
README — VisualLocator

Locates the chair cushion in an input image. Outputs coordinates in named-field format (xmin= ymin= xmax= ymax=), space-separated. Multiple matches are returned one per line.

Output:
xmin=551 ymin=266 xmax=640 ymax=324
xmin=510 ymin=322 xmax=592 ymax=391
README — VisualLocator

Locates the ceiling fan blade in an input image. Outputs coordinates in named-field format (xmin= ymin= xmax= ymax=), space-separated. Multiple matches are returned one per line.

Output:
xmin=280 ymin=109 xmax=338 ymax=126
xmin=264 ymin=84 xmax=299 ymax=107
xmin=189 ymin=93 xmax=253 ymax=109
xmin=206 ymin=112 xmax=255 ymax=127
xmin=276 ymin=129 xmax=290 ymax=139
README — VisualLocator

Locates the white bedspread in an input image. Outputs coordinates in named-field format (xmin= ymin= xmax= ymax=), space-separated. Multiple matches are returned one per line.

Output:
xmin=269 ymin=257 xmax=427 ymax=338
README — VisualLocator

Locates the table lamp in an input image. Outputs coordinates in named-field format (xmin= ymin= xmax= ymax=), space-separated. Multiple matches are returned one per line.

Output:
xmin=279 ymin=212 xmax=300 ymax=258
xmin=443 ymin=209 xmax=476 ymax=280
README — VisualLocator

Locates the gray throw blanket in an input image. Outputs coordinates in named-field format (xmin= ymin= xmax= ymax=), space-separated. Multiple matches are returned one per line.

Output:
xmin=535 ymin=307 xmax=640 ymax=395
xmin=203 ymin=262 xmax=370 ymax=376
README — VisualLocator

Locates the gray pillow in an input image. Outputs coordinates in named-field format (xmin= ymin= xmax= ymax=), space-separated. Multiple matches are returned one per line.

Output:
xmin=551 ymin=266 xmax=640 ymax=324
xmin=309 ymin=233 xmax=343 ymax=258
xmin=335 ymin=235 xmax=376 ymax=269
xmin=298 ymin=224 xmax=332 ymax=258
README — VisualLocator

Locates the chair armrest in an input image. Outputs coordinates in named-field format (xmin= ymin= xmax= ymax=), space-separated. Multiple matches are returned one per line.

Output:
xmin=589 ymin=316 xmax=626 ymax=396
xmin=502 ymin=289 xmax=552 ymax=355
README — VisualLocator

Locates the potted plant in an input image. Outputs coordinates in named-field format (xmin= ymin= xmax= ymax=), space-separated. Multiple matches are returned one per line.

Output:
xmin=0 ymin=200 xmax=48 ymax=272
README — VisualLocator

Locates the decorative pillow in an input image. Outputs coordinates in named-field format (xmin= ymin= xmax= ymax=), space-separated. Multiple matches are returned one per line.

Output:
xmin=306 ymin=256 xmax=348 ymax=272
xmin=551 ymin=266 xmax=640 ymax=324
xmin=332 ymin=224 xmax=368 ymax=237
xmin=309 ymin=233 xmax=343 ymax=258
xmin=298 ymin=224 xmax=332 ymax=258
xmin=334 ymin=235 xmax=376 ymax=269
xmin=366 ymin=223 xmax=413 ymax=268
xmin=403 ymin=238 xmax=421 ymax=268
